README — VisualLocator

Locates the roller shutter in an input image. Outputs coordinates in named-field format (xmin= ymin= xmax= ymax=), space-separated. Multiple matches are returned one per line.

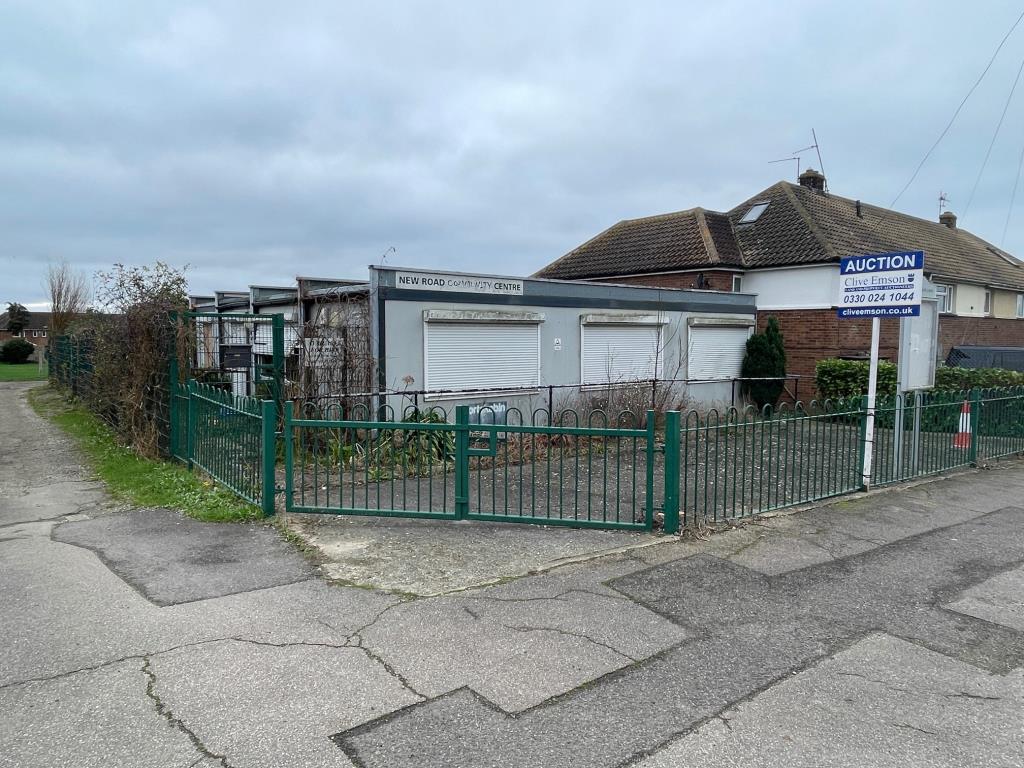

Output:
xmin=687 ymin=326 xmax=751 ymax=380
xmin=425 ymin=322 xmax=540 ymax=391
xmin=582 ymin=325 xmax=661 ymax=384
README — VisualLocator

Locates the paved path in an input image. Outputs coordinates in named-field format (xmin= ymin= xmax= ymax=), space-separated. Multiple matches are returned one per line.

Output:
xmin=1 ymin=380 xmax=1023 ymax=767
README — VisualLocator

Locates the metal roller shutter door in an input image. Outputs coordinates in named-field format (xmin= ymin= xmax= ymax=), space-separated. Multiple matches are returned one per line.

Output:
xmin=581 ymin=325 xmax=661 ymax=384
xmin=687 ymin=326 xmax=750 ymax=380
xmin=425 ymin=322 xmax=540 ymax=391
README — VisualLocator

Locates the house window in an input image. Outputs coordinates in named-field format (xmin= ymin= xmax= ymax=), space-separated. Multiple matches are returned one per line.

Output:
xmin=32 ymin=330 xmax=40 ymax=338
xmin=424 ymin=320 xmax=540 ymax=393
xmin=581 ymin=324 xmax=663 ymax=385
xmin=1017 ymin=294 xmax=1024 ymax=318
xmin=732 ymin=275 xmax=743 ymax=292
xmin=984 ymin=290 xmax=992 ymax=315
xmin=687 ymin=325 xmax=752 ymax=381
xmin=934 ymin=283 xmax=954 ymax=314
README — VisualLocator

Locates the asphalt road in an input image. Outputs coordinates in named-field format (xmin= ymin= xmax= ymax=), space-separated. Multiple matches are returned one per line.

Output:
xmin=1 ymin=380 xmax=1022 ymax=767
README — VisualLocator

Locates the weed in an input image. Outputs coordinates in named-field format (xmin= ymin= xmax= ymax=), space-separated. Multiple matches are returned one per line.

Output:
xmin=29 ymin=386 xmax=260 ymax=523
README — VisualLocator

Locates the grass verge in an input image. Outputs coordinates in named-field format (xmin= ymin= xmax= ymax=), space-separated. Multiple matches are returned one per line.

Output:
xmin=0 ymin=362 xmax=48 ymax=382
xmin=29 ymin=385 xmax=261 ymax=522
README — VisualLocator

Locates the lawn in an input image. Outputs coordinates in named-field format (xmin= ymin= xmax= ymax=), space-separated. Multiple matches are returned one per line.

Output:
xmin=0 ymin=362 xmax=48 ymax=382
xmin=28 ymin=386 xmax=261 ymax=523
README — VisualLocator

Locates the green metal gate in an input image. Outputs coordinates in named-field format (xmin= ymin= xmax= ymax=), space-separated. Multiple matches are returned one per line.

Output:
xmin=283 ymin=403 xmax=657 ymax=530
xmin=169 ymin=311 xmax=285 ymax=463
xmin=186 ymin=379 xmax=277 ymax=515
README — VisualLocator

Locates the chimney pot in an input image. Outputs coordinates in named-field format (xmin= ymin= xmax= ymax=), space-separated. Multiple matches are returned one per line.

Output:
xmin=939 ymin=211 xmax=957 ymax=229
xmin=798 ymin=168 xmax=826 ymax=192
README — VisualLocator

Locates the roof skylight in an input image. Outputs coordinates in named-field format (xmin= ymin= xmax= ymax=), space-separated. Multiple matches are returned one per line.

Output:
xmin=738 ymin=201 xmax=769 ymax=224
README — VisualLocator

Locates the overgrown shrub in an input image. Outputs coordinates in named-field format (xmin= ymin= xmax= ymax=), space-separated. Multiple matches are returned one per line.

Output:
xmin=67 ymin=262 xmax=189 ymax=457
xmin=0 ymin=338 xmax=34 ymax=364
xmin=741 ymin=317 xmax=786 ymax=409
xmin=814 ymin=359 xmax=898 ymax=401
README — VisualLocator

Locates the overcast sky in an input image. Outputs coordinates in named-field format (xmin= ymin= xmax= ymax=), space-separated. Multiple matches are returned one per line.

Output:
xmin=4 ymin=1 xmax=1024 ymax=308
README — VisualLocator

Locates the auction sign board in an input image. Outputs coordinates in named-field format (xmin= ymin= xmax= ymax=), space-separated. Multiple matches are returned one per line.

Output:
xmin=836 ymin=250 xmax=924 ymax=318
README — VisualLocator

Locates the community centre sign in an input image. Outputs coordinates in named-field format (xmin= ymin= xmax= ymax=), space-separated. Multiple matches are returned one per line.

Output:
xmin=394 ymin=270 xmax=524 ymax=295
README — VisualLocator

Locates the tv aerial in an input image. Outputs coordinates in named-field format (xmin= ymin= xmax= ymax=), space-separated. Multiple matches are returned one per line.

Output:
xmin=769 ymin=129 xmax=828 ymax=191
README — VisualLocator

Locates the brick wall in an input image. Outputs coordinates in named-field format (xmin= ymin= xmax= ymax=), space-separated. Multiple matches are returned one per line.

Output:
xmin=756 ymin=310 xmax=900 ymax=401
xmin=595 ymin=270 xmax=739 ymax=292
xmin=763 ymin=311 xmax=1024 ymax=399
xmin=937 ymin=315 xmax=1024 ymax=359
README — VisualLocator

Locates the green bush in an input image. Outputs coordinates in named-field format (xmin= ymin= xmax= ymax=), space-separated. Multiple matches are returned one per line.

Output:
xmin=0 ymin=338 xmax=34 ymax=364
xmin=934 ymin=366 xmax=1024 ymax=390
xmin=741 ymin=316 xmax=786 ymax=409
xmin=814 ymin=358 xmax=898 ymax=402
xmin=816 ymin=358 xmax=1024 ymax=400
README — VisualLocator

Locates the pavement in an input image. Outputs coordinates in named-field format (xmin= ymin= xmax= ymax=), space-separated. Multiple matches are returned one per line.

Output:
xmin=2 ymin=379 xmax=1023 ymax=767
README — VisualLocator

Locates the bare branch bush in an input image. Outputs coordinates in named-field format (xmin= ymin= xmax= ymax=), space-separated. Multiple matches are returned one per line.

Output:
xmin=71 ymin=262 xmax=189 ymax=456
xmin=289 ymin=290 xmax=375 ymax=415
xmin=46 ymin=261 xmax=90 ymax=336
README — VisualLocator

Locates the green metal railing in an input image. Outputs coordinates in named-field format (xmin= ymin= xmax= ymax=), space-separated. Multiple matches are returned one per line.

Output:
xmin=187 ymin=380 xmax=276 ymax=515
xmin=45 ymin=341 xmax=1024 ymax=533
xmin=168 ymin=311 xmax=285 ymax=464
xmin=871 ymin=390 xmax=976 ymax=486
xmin=664 ymin=399 xmax=865 ymax=527
xmin=284 ymin=403 xmax=656 ymax=530
xmin=976 ymin=386 xmax=1024 ymax=460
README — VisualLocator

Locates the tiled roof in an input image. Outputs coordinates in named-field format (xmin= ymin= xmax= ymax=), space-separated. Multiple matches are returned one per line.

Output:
xmin=536 ymin=179 xmax=1024 ymax=290
xmin=0 ymin=311 xmax=51 ymax=330
xmin=536 ymin=207 xmax=742 ymax=280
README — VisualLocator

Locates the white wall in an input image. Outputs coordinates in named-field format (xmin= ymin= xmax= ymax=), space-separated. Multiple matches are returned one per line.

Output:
xmin=742 ymin=265 xmax=838 ymax=310
xmin=379 ymin=298 xmax=750 ymax=412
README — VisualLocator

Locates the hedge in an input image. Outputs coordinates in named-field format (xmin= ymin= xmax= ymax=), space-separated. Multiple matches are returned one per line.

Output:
xmin=815 ymin=358 xmax=1024 ymax=401
xmin=934 ymin=366 xmax=1024 ymax=390
xmin=814 ymin=359 xmax=897 ymax=401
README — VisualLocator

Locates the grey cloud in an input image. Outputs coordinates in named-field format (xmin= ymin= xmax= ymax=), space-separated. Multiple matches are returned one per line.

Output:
xmin=2 ymin=0 xmax=1024 ymax=305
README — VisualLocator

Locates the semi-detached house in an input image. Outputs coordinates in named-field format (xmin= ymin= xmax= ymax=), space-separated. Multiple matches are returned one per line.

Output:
xmin=535 ymin=168 xmax=1024 ymax=397
xmin=0 ymin=311 xmax=51 ymax=359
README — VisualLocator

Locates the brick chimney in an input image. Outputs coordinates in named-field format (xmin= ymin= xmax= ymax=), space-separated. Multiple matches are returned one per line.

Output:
xmin=939 ymin=211 xmax=957 ymax=229
xmin=798 ymin=168 xmax=826 ymax=192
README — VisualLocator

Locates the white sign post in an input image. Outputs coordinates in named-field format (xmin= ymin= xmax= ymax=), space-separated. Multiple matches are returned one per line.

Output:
xmin=836 ymin=251 xmax=924 ymax=488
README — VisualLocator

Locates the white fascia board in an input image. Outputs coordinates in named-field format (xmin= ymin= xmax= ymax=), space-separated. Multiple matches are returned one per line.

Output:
xmin=579 ymin=312 xmax=669 ymax=325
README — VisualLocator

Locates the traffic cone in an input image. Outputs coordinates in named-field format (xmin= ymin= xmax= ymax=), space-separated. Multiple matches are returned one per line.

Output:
xmin=953 ymin=400 xmax=972 ymax=449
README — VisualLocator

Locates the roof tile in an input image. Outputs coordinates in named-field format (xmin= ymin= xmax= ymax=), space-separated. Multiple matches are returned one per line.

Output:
xmin=537 ymin=180 xmax=1024 ymax=290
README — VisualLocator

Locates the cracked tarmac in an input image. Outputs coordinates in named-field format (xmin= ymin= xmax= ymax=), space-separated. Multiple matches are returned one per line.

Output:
xmin=2 ymin=380 xmax=1024 ymax=767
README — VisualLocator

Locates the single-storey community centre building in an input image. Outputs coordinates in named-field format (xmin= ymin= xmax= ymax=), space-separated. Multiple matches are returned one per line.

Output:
xmin=189 ymin=266 xmax=757 ymax=414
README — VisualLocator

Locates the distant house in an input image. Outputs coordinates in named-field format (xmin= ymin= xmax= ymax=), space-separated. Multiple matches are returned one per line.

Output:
xmin=535 ymin=169 xmax=1024 ymax=396
xmin=0 ymin=310 xmax=51 ymax=359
